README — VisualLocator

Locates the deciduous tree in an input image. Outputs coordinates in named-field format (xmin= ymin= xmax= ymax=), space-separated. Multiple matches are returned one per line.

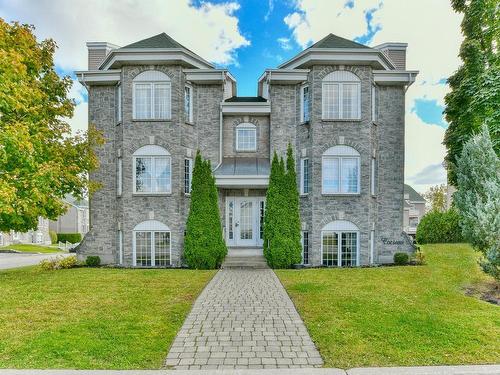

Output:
xmin=0 ymin=19 xmax=103 ymax=232
xmin=424 ymin=184 xmax=447 ymax=212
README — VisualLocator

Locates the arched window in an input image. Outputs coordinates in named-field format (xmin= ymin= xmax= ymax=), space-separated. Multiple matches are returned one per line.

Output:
xmin=322 ymin=145 xmax=360 ymax=194
xmin=133 ymin=145 xmax=171 ymax=194
xmin=133 ymin=70 xmax=171 ymax=120
xmin=321 ymin=220 xmax=359 ymax=267
xmin=133 ymin=220 xmax=171 ymax=267
xmin=322 ymin=71 xmax=361 ymax=120
xmin=236 ymin=123 xmax=257 ymax=152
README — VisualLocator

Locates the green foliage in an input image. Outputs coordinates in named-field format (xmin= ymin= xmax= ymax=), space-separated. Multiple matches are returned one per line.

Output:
xmin=443 ymin=0 xmax=499 ymax=184
xmin=0 ymin=19 xmax=104 ymax=233
xmin=57 ymin=233 xmax=82 ymax=244
xmin=413 ymin=250 xmax=426 ymax=265
xmin=263 ymin=145 xmax=302 ymax=268
xmin=49 ymin=230 xmax=57 ymax=244
xmin=416 ymin=209 xmax=464 ymax=244
xmin=424 ymin=184 xmax=447 ymax=212
xmin=454 ymin=126 xmax=500 ymax=280
xmin=39 ymin=255 xmax=77 ymax=270
xmin=184 ymin=151 xmax=227 ymax=269
xmin=393 ymin=252 xmax=409 ymax=265
xmin=85 ymin=256 xmax=101 ymax=267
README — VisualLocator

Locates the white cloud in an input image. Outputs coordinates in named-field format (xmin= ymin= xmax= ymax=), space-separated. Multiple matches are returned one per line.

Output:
xmin=0 ymin=0 xmax=250 ymax=70
xmin=284 ymin=0 xmax=463 ymax=190
xmin=277 ymin=37 xmax=292 ymax=50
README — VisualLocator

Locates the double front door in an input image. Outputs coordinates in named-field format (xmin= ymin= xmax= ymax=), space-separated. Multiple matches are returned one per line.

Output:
xmin=226 ymin=197 xmax=265 ymax=247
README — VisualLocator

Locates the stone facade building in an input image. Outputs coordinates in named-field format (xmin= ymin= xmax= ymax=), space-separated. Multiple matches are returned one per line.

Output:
xmin=76 ymin=33 xmax=417 ymax=267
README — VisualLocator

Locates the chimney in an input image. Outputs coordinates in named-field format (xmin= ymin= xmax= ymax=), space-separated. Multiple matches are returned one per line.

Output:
xmin=374 ymin=42 xmax=408 ymax=70
xmin=86 ymin=42 xmax=119 ymax=70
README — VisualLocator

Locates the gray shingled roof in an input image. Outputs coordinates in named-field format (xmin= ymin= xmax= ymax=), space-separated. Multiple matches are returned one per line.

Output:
xmin=225 ymin=96 xmax=267 ymax=103
xmin=122 ymin=33 xmax=186 ymax=49
xmin=309 ymin=33 xmax=371 ymax=50
xmin=214 ymin=158 xmax=270 ymax=176
xmin=404 ymin=184 xmax=426 ymax=203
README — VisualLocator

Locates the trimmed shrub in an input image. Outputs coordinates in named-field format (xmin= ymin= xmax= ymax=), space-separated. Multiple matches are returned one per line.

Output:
xmin=49 ymin=230 xmax=57 ymax=244
xmin=394 ymin=252 xmax=409 ymax=265
xmin=184 ymin=151 xmax=227 ymax=269
xmin=85 ymin=256 xmax=101 ymax=267
xmin=57 ymin=233 xmax=82 ymax=244
xmin=416 ymin=209 xmax=464 ymax=244
xmin=39 ymin=255 xmax=77 ymax=270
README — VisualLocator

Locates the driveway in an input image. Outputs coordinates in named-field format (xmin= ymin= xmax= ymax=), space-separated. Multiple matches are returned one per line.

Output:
xmin=0 ymin=252 xmax=68 ymax=270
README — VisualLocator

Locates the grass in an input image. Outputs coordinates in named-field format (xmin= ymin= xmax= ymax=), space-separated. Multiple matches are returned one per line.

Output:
xmin=276 ymin=243 xmax=500 ymax=369
xmin=0 ymin=267 xmax=215 ymax=369
xmin=0 ymin=244 xmax=62 ymax=254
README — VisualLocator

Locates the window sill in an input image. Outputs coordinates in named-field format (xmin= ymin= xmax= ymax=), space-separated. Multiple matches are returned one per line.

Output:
xmin=235 ymin=149 xmax=257 ymax=153
xmin=299 ymin=120 xmax=310 ymax=125
xmin=185 ymin=121 xmax=195 ymax=126
xmin=300 ymin=193 xmax=309 ymax=197
xmin=132 ymin=119 xmax=172 ymax=122
xmin=321 ymin=193 xmax=361 ymax=197
xmin=132 ymin=193 xmax=172 ymax=197
xmin=321 ymin=119 xmax=362 ymax=123
xmin=184 ymin=193 xmax=191 ymax=197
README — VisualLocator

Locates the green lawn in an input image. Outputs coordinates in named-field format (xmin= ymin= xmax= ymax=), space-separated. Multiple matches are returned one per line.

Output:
xmin=0 ymin=267 xmax=215 ymax=369
xmin=276 ymin=243 xmax=500 ymax=369
xmin=0 ymin=244 xmax=62 ymax=254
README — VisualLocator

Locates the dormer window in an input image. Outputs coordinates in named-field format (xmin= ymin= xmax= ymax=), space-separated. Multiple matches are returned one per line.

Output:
xmin=236 ymin=123 xmax=257 ymax=152
xmin=322 ymin=71 xmax=361 ymax=120
xmin=133 ymin=70 xmax=171 ymax=120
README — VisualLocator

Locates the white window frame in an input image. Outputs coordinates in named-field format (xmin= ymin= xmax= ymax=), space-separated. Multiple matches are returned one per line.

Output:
xmin=371 ymin=157 xmax=376 ymax=196
xmin=322 ymin=146 xmax=361 ymax=195
xmin=300 ymin=158 xmax=310 ymax=195
xmin=235 ymin=123 xmax=257 ymax=152
xmin=301 ymin=231 xmax=309 ymax=265
xmin=132 ymin=71 xmax=171 ymax=120
xmin=132 ymin=220 xmax=171 ymax=267
xmin=133 ymin=145 xmax=171 ymax=195
xmin=117 ymin=157 xmax=122 ymax=197
xmin=116 ymin=84 xmax=122 ymax=123
xmin=184 ymin=84 xmax=193 ymax=123
xmin=322 ymin=71 xmax=361 ymax=120
xmin=320 ymin=220 xmax=360 ymax=267
xmin=371 ymin=84 xmax=377 ymax=122
xmin=300 ymin=84 xmax=310 ymax=123
xmin=184 ymin=158 xmax=193 ymax=195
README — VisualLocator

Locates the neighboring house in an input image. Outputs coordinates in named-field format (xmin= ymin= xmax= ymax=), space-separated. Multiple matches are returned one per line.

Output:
xmin=0 ymin=217 xmax=51 ymax=247
xmin=50 ymin=195 xmax=90 ymax=236
xmin=76 ymin=32 xmax=417 ymax=267
xmin=403 ymin=184 xmax=426 ymax=236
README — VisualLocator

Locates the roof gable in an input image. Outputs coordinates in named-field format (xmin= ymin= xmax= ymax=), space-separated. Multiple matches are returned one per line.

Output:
xmin=310 ymin=33 xmax=371 ymax=50
xmin=122 ymin=33 xmax=186 ymax=49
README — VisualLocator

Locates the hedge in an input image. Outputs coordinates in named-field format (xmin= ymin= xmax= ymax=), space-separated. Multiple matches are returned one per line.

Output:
xmin=57 ymin=233 xmax=82 ymax=244
xmin=415 ymin=209 xmax=464 ymax=244
xmin=49 ymin=230 xmax=57 ymax=244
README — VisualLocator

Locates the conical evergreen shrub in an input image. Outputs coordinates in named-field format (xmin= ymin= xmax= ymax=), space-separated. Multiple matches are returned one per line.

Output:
xmin=184 ymin=151 xmax=227 ymax=269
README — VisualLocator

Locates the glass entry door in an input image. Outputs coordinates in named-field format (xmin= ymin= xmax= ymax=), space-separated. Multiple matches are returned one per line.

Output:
xmin=226 ymin=197 xmax=265 ymax=247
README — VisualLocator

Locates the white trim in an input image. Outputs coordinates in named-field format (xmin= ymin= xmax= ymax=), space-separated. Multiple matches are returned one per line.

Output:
xmin=132 ymin=79 xmax=171 ymax=120
xmin=322 ymin=220 xmax=359 ymax=232
xmin=184 ymin=69 xmax=236 ymax=84
xmin=372 ymin=70 xmax=419 ymax=85
xmin=184 ymin=84 xmax=193 ymax=123
xmin=76 ymin=70 xmax=121 ymax=85
xmin=322 ymin=72 xmax=361 ymax=120
xmin=373 ymin=42 xmax=408 ymax=51
xmin=184 ymin=158 xmax=193 ymax=195
xmin=221 ymin=101 xmax=270 ymax=115
xmin=320 ymin=228 xmax=360 ymax=267
xmin=116 ymin=83 xmax=122 ymax=123
xmin=300 ymin=158 xmax=309 ymax=195
xmin=300 ymin=84 xmax=310 ymax=123
xmin=215 ymin=175 xmax=269 ymax=188
xmin=322 ymin=146 xmax=361 ymax=195
xmin=226 ymin=197 xmax=265 ymax=247
xmin=258 ymin=69 xmax=310 ymax=84
xmin=133 ymin=220 xmax=170 ymax=231
xmin=100 ymin=48 xmax=214 ymax=70
xmin=133 ymin=145 xmax=170 ymax=156
xmin=132 ymin=147 xmax=172 ymax=194
xmin=278 ymin=48 xmax=395 ymax=70
xmin=132 ymin=228 xmax=172 ymax=267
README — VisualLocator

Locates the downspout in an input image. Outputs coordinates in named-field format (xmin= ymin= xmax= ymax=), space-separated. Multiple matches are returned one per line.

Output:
xmin=215 ymin=70 xmax=225 ymax=170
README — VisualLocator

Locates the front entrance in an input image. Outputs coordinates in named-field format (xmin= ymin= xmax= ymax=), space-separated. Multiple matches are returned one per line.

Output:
xmin=226 ymin=197 xmax=265 ymax=247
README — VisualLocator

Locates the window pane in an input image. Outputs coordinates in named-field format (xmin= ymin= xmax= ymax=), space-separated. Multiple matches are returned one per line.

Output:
xmin=239 ymin=200 xmax=253 ymax=239
xmin=302 ymin=159 xmax=310 ymax=194
xmin=322 ymin=232 xmax=338 ymax=266
xmin=154 ymin=157 xmax=171 ymax=193
xmin=342 ymin=83 xmax=359 ymax=119
xmin=259 ymin=201 xmax=265 ymax=240
xmin=154 ymin=83 xmax=170 ymax=119
xmin=184 ymin=159 xmax=192 ymax=194
xmin=237 ymin=128 xmax=256 ymax=151
xmin=135 ymin=231 xmax=151 ymax=266
xmin=154 ymin=232 xmax=170 ymax=266
xmin=302 ymin=86 xmax=309 ymax=122
xmin=302 ymin=231 xmax=309 ymax=264
xmin=135 ymin=157 xmax=152 ymax=192
xmin=322 ymin=83 xmax=339 ymax=119
xmin=134 ymin=84 xmax=151 ymax=119
xmin=341 ymin=232 xmax=357 ymax=266
xmin=228 ymin=201 xmax=234 ymax=240
xmin=341 ymin=158 xmax=359 ymax=193
xmin=322 ymin=157 xmax=339 ymax=193
xmin=184 ymin=86 xmax=191 ymax=122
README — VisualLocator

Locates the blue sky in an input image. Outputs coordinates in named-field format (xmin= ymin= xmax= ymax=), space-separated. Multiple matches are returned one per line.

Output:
xmin=0 ymin=0 xmax=462 ymax=192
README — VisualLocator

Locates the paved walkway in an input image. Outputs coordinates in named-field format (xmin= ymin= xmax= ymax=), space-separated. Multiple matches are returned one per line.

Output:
xmin=0 ymin=252 xmax=69 ymax=270
xmin=165 ymin=269 xmax=323 ymax=370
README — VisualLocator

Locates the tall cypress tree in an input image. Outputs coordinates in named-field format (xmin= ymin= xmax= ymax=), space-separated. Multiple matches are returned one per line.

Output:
xmin=184 ymin=151 xmax=226 ymax=269
xmin=284 ymin=144 xmax=303 ymax=265
xmin=263 ymin=152 xmax=280 ymax=260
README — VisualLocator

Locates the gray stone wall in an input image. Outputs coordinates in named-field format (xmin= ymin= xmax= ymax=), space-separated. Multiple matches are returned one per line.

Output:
xmin=223 ymin=116 xmax=270 ymax=158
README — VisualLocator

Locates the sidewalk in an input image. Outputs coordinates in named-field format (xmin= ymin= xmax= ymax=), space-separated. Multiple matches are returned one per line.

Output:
xmin=1 ymin=365 xmax=499 ymax=375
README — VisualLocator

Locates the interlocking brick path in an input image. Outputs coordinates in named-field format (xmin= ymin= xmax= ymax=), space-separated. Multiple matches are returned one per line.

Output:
xmin=165 ymin=269 xmax=323 ymax=370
